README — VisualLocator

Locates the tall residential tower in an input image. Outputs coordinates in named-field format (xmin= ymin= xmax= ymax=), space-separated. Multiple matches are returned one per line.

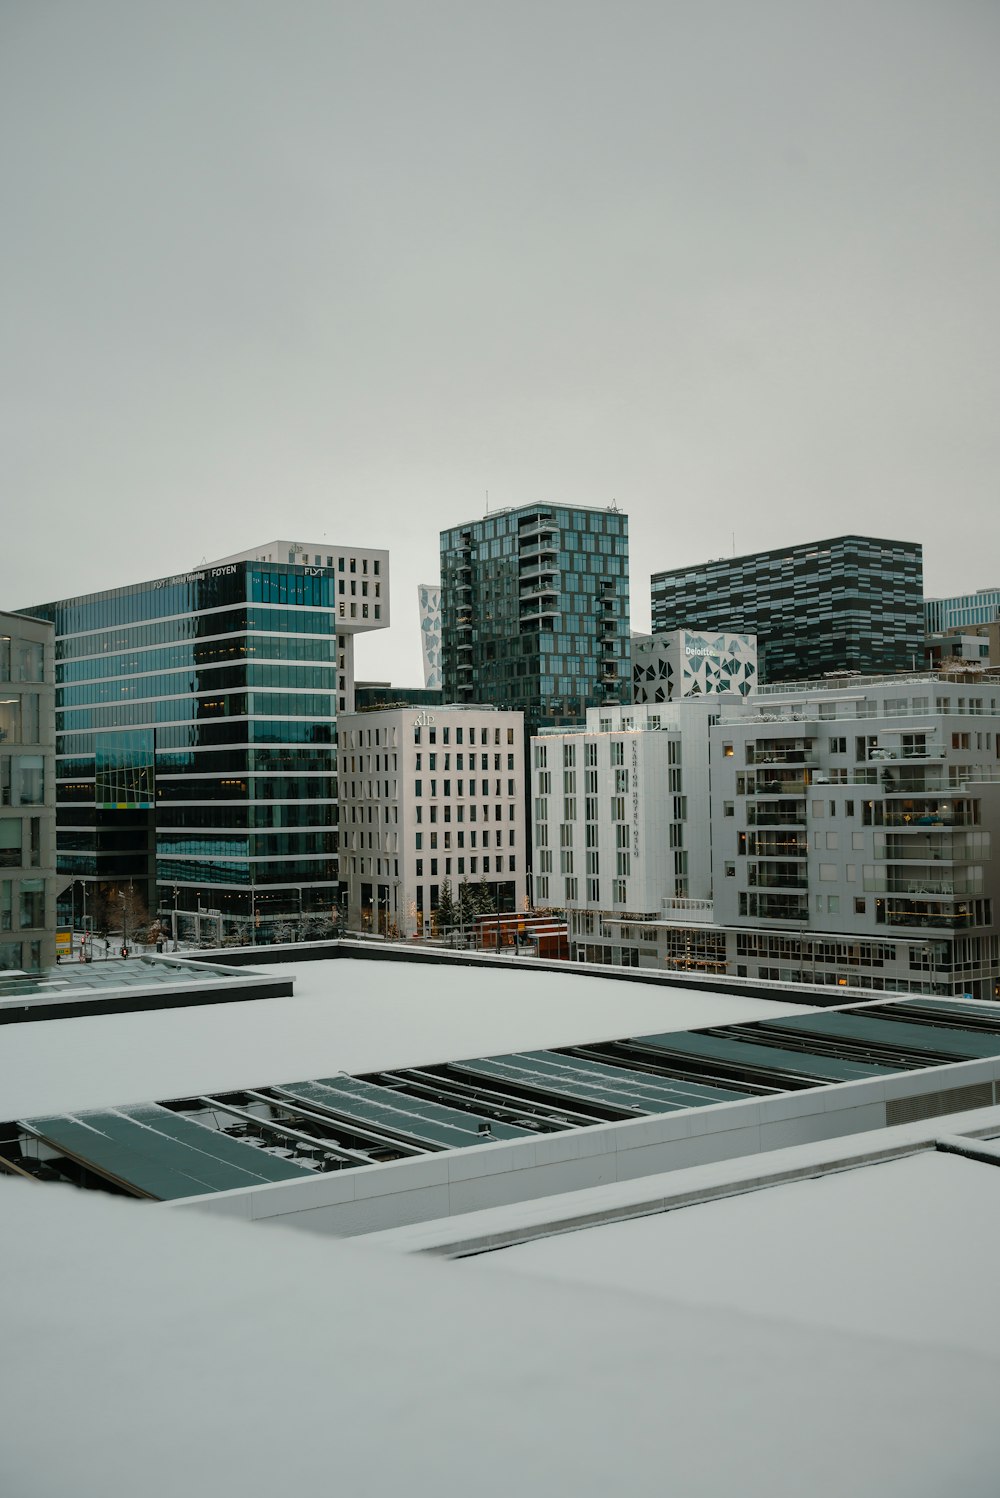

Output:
xmin=440 ymin=502 xmax=630 ymax=728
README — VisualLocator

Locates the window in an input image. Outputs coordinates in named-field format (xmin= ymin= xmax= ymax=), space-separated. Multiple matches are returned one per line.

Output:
xmin=19 ymin=879 xmax=44 ymax=929
xmin=725 ymin=861 xmax=735 ymax=877
xmin=854 ymin=897 xmax=866 ymax=914
xmin=16 ymin=757 xmax=43 ymax=806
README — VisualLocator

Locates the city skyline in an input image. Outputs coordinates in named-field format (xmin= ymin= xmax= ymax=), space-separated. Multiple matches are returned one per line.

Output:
xmin=3 ymin=2 xmax=998 ymax=684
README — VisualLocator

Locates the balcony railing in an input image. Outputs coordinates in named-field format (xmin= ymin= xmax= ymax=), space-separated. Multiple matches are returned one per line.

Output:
xmin=863 ymin=872 xmax=984 ymax=897
xmin=877 ymin=901 xmax=979 ymax=930
xmin=754 ymin=895 xmax=810 ymax=922
xmin=748 ymin=873 xmax=809 ymax=890
xmin=754 ymin=775 xmax=811 ymax=795
xmin=876 ymin=832 xmax=991 ymax=863
xmin=746 ymin=806 xmax=807 ymax=828
xmin=747 ymin=837 xmax=808 ymax=858
xmin=745 ymin=747 xmax=816 ymax=766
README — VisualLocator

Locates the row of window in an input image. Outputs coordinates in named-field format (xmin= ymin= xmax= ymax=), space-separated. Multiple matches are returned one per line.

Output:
xmin=413 ymin=725 xmax=516 ymax=747
xmin=58 ymin=663 xmax=337 ymax=705
xmin=60 ymin=692 xmax=335 ymax=732
xmin=287 ymin=551 xmax=381 ymax=576
xmin=414 ymin=829 xmax=515 ymax=850
xmin=414 ymin=779 xmax=517 ymax=799
xmin=57 ymin=633 xmax=340 ymax=682
xmin=56 ymin=608 xmax=341 ymax=662
xmin=415 ymin=856 xmax=516 ymax=877
xmin=412 ymin=803 xmax=517 ymax=825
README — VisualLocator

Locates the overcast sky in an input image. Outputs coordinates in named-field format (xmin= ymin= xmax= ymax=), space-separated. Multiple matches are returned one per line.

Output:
xmin=2 ymin=1 xmax=998 ymax=683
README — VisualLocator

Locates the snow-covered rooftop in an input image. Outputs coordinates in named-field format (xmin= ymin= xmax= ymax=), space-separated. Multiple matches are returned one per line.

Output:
xmin=0 ymin=956 xmax=817 ymax=1120
xmin=1 ymin=1171 xmax=996 ymax=1498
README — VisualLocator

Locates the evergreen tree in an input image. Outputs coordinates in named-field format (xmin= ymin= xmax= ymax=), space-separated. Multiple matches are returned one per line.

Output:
xmin=437 ymin=878 xmax=457 ymax=933
xmin=458 ymin=878 xmax=475 ymax=927
xmin=475 ymin=876 xmax=496 ymax=915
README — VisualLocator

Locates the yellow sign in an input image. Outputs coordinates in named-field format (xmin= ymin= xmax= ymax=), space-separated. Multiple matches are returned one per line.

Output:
xmin=56 ymin=929 xmax=73 ymax=957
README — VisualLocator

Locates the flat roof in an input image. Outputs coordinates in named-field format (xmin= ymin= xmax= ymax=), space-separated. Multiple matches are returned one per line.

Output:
xmin=0 ymin=956 xmax=814 ymax=1121
xmin=3 ymin=1168 xmax=995 ymax=1498
xmin=475 ymin=1113 xmax=1000 ymax=1365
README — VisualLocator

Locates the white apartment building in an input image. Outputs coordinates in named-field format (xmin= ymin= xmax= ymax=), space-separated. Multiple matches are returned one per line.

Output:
xmin=533 ymin=676 xmax=1000 ymax=1000
xmin=532 ymin=699 xmax=714 ymax=933
xmin=339 ymin=705 xmax=527 ymax=936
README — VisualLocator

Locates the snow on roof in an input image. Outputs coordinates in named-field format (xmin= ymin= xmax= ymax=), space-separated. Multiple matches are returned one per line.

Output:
xmin=0 ymin=1173 xmax=996 ymax=1498
xmin=0 ymin=956 xmax=817 ymax=1120
xmin=472 ymin=1132 xmax=1000 ymax=1363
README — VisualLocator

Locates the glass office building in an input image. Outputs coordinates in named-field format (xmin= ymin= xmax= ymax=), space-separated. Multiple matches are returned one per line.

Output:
xmin=440 ymin=503 xmax=630 ymax=728
xmin=651 ymin=535 xmax=923 ymax=684
xmin=925 ymin=588 xmax=1000 ymax=633
xmin=23 ymin=540 xmax=388 ymax=933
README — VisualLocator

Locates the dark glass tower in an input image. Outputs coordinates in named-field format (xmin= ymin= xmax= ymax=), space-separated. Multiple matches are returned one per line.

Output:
xmin=440 ymin=503 xmax=630 ymax=728
xmin=23 ymin=540 xmax=388 ymax=933
xmin=650 ymin=535 xmax=923 ymax=683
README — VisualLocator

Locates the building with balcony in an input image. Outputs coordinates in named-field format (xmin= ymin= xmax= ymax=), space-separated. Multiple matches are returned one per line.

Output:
xmin=338 ymin=703 xmax=527 ymax=935
xmin=0 ymin=611 xmax=56 ymax=972
xmin=22 ymin=540 xmax=388 ymax=936
xmin=925 ymin=623 xmax=1000 ymax=671
xmin=534 ymin=676 xmax=1000 ymax=998
xmin=650 ymin=534 xmax=923 ymax=683
xmin=439 ymin=503 xmax=630 ymax=729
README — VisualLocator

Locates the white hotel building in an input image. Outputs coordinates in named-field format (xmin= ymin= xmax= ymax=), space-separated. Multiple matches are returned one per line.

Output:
xmin=533 ymin=676 xmax=1000 ymax=1000
xmin=339 ymin=705 xmax=527 ymax=936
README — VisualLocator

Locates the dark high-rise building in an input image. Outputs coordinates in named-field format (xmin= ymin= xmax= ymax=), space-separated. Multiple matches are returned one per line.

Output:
xmin=440 ymin=503 xmax=630 ymax=727
xmin=23 ymin=539 xmax=388 ymax=935
xmin=650 ymin=535 xmax=923 ymax=683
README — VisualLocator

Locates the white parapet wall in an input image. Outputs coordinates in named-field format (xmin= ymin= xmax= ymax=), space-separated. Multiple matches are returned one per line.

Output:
xmin=164 ymin=1054 xmax=1000 ymax=1238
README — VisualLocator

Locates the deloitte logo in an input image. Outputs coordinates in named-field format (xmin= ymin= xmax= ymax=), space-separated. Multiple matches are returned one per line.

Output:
xmin=685 ymin=645 xmax=718 ymax=658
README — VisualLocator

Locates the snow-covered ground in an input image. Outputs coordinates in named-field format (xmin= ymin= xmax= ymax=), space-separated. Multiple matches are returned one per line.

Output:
xmin=0 ymin=1174 xmax=996 ymax=1498
xmin=0 ymin=956 xmax=817 ymax=1119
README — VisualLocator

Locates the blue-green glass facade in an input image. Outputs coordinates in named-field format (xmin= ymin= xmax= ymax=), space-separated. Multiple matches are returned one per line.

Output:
xmin=440 ymin=504 xmax=630 ymax=728
xmin=22 ymin=556 xmax=368 ymax=923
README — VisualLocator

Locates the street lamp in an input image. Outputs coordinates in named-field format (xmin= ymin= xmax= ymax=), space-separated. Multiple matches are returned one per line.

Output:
xmin=172 ymin=885 xmax=180 ymax=952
